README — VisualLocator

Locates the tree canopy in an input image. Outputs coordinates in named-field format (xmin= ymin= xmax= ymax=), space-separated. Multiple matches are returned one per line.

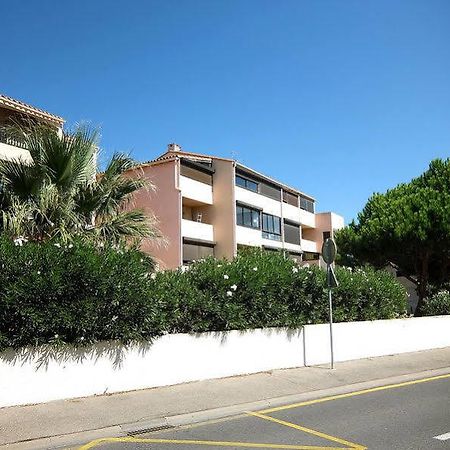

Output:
xmin=336 ymin=158 xmax=450 ymax=315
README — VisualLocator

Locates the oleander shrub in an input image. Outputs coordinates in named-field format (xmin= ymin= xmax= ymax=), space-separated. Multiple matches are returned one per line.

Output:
xmin=151 ymin=249 xmax=408 ymax=333
xmin=422 ymin=290 xmax=450 ymax=316
xmin=0 ymin=237 xmax=159 ymax=351
xmin=0 ymin=243 xmax=409 ymax=351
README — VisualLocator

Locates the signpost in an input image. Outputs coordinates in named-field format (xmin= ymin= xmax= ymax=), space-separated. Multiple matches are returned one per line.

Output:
xmin=321 ymin=238 xmax=338 ymax=369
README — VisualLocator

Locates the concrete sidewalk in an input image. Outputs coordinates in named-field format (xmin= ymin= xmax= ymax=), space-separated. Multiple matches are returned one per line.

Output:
xmin=1 ymin=347 xmax=450 ymax=449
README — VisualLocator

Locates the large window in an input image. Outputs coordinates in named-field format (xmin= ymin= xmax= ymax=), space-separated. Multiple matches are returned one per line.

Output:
xmin=235 ymin=175 xmax=258 ymax=193
xmin=300 ymin=196 xmax=315 ymax=213
xmin=236 ymin=204 xmax=260 ymax=229
xmin=183 ymin=241 xmax=214 ymax=263
xmin=262 ymin=213 xmax=281 ymax=241
xmin=284 ymin=220 xmax=300 ymax=245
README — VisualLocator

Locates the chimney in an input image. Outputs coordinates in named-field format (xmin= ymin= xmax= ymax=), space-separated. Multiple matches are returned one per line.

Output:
xmin=167 ymin=143 xmax=182 ymax=152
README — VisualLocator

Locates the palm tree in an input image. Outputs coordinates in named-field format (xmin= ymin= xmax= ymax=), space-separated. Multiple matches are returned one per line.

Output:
xmin=0 ymin=122 xmax=161 ymax=246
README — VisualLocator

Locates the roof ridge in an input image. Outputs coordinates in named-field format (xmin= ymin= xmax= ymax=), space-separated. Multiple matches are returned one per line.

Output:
xmin=0 ymin=94 xmax=65 ymax=124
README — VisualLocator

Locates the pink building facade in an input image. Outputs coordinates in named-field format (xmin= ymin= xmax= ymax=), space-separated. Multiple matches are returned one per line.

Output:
xmin=131 ymin=144 xmax=344 ymax=270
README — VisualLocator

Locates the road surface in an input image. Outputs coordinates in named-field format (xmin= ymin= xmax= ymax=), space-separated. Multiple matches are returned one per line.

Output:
xmin=78 ymin=373 xmax=450 ymax=450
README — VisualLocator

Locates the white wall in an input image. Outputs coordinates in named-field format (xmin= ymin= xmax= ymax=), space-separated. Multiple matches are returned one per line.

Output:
xmin=301 ymin=238 xmax=318 ymax=253
xmin=181 ymin=219 xmax=214 ymax=242
xmin=180 ymin=176 xmax=213 ymax=205
xmin=299 ymin=209 xmax=316 ymax=228
xmin=0 ymin=142 xmax=31 ymax=162
xmin=1 ymin=316 xmax=449 ymax=408
xmin=235 ymin=186 xmax=281 ymax=216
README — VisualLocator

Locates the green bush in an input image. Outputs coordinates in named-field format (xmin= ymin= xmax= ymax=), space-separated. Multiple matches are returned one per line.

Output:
xmin=151 ymin=249 xmax=408 ymax=333
xmin=0 ymin=243 xmax=409 ymax=351
xmin=0 ymin=237 xmax=160 ymax=351
xmin=422 ymin=290 xmax=450 ymax=316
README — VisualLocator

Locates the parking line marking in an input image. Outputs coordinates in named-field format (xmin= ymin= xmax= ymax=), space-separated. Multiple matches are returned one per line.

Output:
xmin=259 ymin=373 xmax=450 ymax=414
xmin=434 ymin=432 xmax=450 ymax=441
xmin=247 ymin=411 xmax=366 ymax=450
xmin=78 ymin=436 xmax=348 ymax=449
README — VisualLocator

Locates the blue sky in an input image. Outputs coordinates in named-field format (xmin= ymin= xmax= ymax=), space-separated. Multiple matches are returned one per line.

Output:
xmin=1 ymin=0 xmax=449 ymax=222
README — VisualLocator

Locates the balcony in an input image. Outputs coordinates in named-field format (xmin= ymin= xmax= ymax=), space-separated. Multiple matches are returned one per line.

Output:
xmin=180 ymin=175 xmax=213 ymax=205
xmin=284 ymin=241 xmax=303 ymax=252
xmin=181 ymin=219 xmax=214 ymax=243
xmin=283 ymin=202 xmax=301 ymax=223
xmin=299 ymin=209 xmax=315 ymax=228
xmin=0 ymin=130 xmax=28 ymax=149
xmin=0 ymin=131 xmax=31 ymax=162
xmin=301 ymin=238 xmax=318 ymax=253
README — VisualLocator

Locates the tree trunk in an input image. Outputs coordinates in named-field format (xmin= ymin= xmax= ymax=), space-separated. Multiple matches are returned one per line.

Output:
xmin=414 ymin=251 xmax=430 ymax=316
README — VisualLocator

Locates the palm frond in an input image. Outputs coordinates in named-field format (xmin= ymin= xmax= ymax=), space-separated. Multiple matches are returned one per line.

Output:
xmin=0 ymin=124 xmax=162 ymax=248
xmin=0 ymin=157 xmax=40 ymax=199
xmin=94 ymin=209 xmax=164 ymax=246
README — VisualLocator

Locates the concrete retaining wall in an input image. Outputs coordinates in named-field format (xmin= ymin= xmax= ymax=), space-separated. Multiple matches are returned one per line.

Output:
xmin=1 ymin=315 xmax=449 ymax=408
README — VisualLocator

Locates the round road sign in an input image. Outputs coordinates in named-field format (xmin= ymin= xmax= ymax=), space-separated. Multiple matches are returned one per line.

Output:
xmin=322 ymin=238 xmax=337 ymax=264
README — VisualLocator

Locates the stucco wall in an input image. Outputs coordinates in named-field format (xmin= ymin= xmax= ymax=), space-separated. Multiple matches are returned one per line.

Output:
xmin=131 ymin=160 xmax=182 ymax=269
xmin=210 ymin=160 xmax=236 ymax=259
xmin=1 ymin=316 xmax=449 ymax=408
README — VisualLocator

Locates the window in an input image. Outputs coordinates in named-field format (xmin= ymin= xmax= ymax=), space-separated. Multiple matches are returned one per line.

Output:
xmin=284 ymin=220 xmax=300 ymax=245
xmin=235 ymin=175 xmax=258 ymax=192
xmin=183 ymin=241 xmax=214 ymax=263
xmin=262 ymin=213 xmax=281 ymax=241
xmin=323 ymin=231 xmax=331 ymax=241
xmin=236 ymin=204 xmax=260 ymax=228
xmin=283 ymin=191 xmax=298 ymax=206
xmin=300 ymin=196 xmax=315 ymax=213
xmin=303 ymin=252 xmax=320 ymax=261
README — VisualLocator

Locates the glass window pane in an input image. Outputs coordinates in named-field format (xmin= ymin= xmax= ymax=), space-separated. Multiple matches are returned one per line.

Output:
xmin=274 ymin=217 xmax=281 ymax=234
xmin=243 ymin=208 xmax=252 ymax=227
xmin=247 ymin=180 xmax=258 ymax=192
xmin=252 ymin=210 xmax=260 ymax=228
xmin=236 ymin=176 xmax=246 ymax=188
xmin=236 ymin=206 xmax=243 ymax=225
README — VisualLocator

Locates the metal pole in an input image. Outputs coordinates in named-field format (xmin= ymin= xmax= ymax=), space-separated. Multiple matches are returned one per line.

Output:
xmin=327 ymin=265 xmax=335 ymax=370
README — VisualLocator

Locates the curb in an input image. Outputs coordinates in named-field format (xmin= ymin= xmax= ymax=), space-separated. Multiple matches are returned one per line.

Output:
xmin=3 ymin=366 xmax=450 ymax=450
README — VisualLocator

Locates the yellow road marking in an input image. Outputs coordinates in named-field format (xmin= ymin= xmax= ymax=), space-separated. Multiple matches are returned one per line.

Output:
xmin=78 ymin=436 xmax=348 ymax=449
xmin=247 ymin=412 xmax=365 ymax=450
xmin=79 ymin=373 xmax=450 ymax=450
xmin=259 ymin=372 xmax=450 ymax=414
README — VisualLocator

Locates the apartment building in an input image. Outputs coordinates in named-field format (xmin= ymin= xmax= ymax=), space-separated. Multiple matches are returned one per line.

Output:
xmin=131 ymin=144 xmax=344 ymax=269
xmin=0 ymin=94 xmax=343 ymax=269
xmin=0 ymin=94 xmax=64 ymax=162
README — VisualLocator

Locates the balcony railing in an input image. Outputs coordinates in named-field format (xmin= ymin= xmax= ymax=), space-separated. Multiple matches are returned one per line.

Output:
xmin=181 ymin=219 xmax=214 ymax=242
xmin=179 ymin=175 xmax=213 ymax=205
xmin=0 ymin=130 xmax=28 ymax=149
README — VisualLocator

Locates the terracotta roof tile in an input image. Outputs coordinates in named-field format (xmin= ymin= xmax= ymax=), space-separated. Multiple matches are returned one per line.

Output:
xmin=0 ymin=94 xmax=65 ymax=125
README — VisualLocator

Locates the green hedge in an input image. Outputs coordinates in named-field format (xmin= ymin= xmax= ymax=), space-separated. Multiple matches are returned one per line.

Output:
xmin=0 ymin=237 xmax=159 ymax=350
xmin=153 ymin=250 xmax=408 ymax=333
xmin=422 ymin=289 xmax=450 ymax=316
xmin=0 ymin=240 xmax=408 ymax=351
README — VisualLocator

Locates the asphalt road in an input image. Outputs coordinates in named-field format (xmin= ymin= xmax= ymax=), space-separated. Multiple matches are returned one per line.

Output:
xmin=79 ymin=374 xmax=450 ymax=450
